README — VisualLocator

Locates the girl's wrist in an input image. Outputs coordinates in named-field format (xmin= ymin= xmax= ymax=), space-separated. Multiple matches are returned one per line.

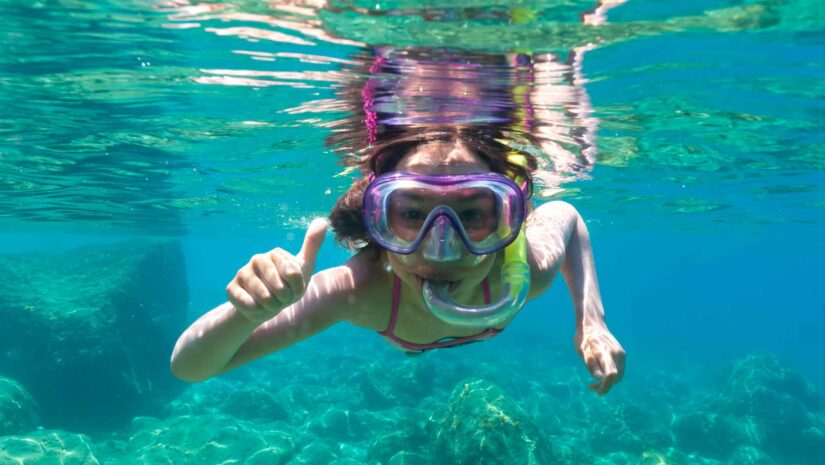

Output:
xmin=226 ymin=303 xmax=265 ymax=330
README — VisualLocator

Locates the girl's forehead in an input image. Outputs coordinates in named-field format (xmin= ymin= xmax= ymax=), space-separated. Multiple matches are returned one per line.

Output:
xmin=395 ymin=141 xmax=489 ymax=174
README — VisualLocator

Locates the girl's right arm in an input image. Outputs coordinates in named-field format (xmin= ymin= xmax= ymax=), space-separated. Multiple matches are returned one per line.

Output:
xmin=170 ymin=264 xmax=362 ymax=382
xmin=169 ymin=301 xmax=261 ymax=382
xmin=170 ymin=219 xmax=365 ymax=382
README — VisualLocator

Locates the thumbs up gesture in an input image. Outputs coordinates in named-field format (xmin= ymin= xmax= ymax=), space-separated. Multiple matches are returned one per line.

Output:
xmin=227 ymin=218 xmax=328 ymax=324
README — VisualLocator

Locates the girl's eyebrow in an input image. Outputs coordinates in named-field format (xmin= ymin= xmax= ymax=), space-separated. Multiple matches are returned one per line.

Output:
xmin=395 ymin=190 xmax=494 ymax=202
xmin=394 ymin=191 xmax=424 ymax=201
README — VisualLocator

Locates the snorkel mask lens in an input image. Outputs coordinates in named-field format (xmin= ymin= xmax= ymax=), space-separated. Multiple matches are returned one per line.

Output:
xmin=363 ymin=172 xmax=526 ymax=256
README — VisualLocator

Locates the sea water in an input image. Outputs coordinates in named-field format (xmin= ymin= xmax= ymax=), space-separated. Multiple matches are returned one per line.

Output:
xmin=0 ymin=1 xmax=823 ymax=464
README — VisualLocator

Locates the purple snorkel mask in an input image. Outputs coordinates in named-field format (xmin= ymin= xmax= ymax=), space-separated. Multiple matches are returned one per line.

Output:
xmin=363 ymin=171 xmax=527 ymax=260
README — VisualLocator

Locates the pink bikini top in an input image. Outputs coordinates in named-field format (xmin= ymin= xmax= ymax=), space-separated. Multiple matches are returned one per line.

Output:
xmin=378 ymin=275 xmax=504 ymax=353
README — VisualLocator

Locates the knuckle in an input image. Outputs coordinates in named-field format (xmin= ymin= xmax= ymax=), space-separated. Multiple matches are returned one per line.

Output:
xmin=251 ymin=254 xmax=270 ymax=270
xmin=282 ymin=267 xmax=303 ymax=284
xmin=235 ymin=267 xmax=253 ymax=283
xmin=227 ymin=288 xmax=250 ymax=308
xmin=249 ymin=280 xmax=270 ymax=300
xmin=266 ymin=249 xmax=281 ymax=263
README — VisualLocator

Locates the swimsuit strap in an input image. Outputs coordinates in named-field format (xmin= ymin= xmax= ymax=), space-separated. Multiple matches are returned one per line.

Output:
xmin=378 ymin=275 xmax=502 ymax=352
xmin=377 ymin=274 xmax=403 ymax=336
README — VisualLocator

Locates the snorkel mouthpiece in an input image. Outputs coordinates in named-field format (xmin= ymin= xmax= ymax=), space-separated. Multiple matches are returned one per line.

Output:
xmin=422 ymin=228 xmax=531 ymax=327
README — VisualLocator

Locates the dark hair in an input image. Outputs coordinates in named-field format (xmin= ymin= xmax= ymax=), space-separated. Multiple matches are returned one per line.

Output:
xmin=329 ymin=125 xmax=537 ymax=252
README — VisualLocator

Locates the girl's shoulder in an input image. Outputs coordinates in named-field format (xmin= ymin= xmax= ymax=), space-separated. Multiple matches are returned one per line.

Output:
xmin=330 ymin=249 xmax=392 ymax=327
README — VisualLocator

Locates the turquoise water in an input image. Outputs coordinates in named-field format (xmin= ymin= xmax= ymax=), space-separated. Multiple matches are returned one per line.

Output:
xmin=0 ymin=0 xmax=823 ymax=464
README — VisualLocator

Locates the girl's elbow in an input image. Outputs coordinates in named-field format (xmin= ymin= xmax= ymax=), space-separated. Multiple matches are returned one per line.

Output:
xmin=170 ymin=357 xmax=213 ymax=383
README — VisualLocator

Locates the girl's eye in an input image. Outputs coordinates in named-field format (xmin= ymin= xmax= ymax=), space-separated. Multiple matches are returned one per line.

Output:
xmin=400 ymin=208 xmax=423 ymax=221
xmin=460 ymin=209 xmax=485 ymax=224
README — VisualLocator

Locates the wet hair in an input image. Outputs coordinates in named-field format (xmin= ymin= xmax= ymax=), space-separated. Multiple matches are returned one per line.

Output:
xmin=329 ymin=125 xmax=538 ymax=253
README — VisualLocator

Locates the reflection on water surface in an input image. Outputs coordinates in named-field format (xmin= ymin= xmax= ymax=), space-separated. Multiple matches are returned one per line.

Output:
xmin=0 ymin=0 xmax=822 ymax=233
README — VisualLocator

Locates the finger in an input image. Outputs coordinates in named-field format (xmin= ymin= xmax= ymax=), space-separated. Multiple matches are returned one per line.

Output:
xmin=583 ymin=347 xmax=603 ymax=379
xmin=227 ymin=268 xmax=259 ymax=308
xmin=227 ymin=285 xmax=256 ymax=311
xmin=270 ymin=248 xmax=301 ymax=302
xmin=249 ymin=253 xmax=285 ymax=306
xmin=595 ymin=370 xmax=619 ymax=396
xmin=585 ymin=350 xmax=607 ymax=394
xmin=615 ymin=350 xmax=626 ymax=382
xmin=297 ymin=217 xmax=329 ymax=278
xmin=594 ymin=357 xmax=619 ymax=396
xmin=244 ymin=275 xmax=282 ymax=312
xmin=254 ymin=250 xmax=295 ymax=305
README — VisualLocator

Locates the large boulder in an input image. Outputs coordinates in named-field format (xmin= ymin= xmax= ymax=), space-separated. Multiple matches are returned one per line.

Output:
xmin=673 ymin=353 xmax=825 ymax=465
xmin=427 ymin=378 xmax=559 ymax=465
xmin=0 ymin=240 xmax=188 ymax=431
xmin=709 ymin=353 xmax=825 ymax=465
xmin=0 ymin=376 xmax=40 ymax=435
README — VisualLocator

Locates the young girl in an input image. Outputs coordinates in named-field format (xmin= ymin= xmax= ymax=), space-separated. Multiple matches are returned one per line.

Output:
xmin=171 ymin=125 xmax=626 ymax=396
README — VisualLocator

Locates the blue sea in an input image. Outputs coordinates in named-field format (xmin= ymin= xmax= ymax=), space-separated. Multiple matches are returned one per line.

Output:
xmin=0 ymin=1 xmax=823 ymax=464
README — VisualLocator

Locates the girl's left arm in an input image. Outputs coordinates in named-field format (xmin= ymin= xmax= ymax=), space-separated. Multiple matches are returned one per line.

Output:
xmin=526 ymin=201 xmax=626 ymax=395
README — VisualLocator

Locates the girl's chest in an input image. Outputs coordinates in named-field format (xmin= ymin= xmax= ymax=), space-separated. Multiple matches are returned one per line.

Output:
xmin=355 ymin=281 xmax=508 ymax=343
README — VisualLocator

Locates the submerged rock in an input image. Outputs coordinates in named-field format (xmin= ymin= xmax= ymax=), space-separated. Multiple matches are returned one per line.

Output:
xmin=0 ymin=240 xmax=188 ymax=431
xmin=590 ymin=401 xmax=673 ymax=455
xmin=710 ymin=353 xmax=825 ymax=465
xmin=728 ymin=445 xmax=779 ymax=465
xmin=0 ymin=376 xmax=40 ymax=436
xmin=637 ymin=448 xmax=722 ymax=465
xmin=224 ymin=386 xmax=291 ymax=422
xmin=367 ymin=425 xmax=427 ymax=465
xmin=713 ymin=352 xmax=824 ymax=417
xmin=105 ymin=413 xmax=296 ymax=465
xmin=288 ymin=439 xmax=338 ymax=465
xmin=388 ymin=451 xmax=428 ymax=465
xmin=307 ymin=406 xmax=365 ymax=442
xmin=358 ymin=356 xmax=437 ymax=408
xmin=427 ymin=378 xmax=558 ymax=465
xmin=671 ymin=353 xmax=825 ymax=465
xmin=672 ymin=410 xmax=755 ymax=459
xmin=0 ymin=429 xmax=100 ymax=465
xmin=593 ymin=451 xmax=635 ymax=465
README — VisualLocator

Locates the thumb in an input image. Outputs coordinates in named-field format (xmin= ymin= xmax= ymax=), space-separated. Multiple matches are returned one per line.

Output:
xmin=297 ymin=217 xmax=329 ymax=278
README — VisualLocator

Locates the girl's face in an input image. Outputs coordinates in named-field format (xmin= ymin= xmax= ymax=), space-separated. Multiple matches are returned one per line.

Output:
xmin=384 ymin=140 xmax=498 ymax=296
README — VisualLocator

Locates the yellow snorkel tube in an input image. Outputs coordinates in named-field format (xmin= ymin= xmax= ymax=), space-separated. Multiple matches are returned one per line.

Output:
xmin=423 ymin=154 xmax=532 ymax=327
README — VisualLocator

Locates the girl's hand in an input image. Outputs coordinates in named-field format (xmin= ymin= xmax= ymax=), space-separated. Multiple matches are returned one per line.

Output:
xmin=226 ymin=218 xmax=328 ymax=324
xmin=575 ymin=324 xmax=626 ymax=396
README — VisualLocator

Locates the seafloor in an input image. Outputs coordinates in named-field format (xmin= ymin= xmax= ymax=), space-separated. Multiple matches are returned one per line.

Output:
xmin=0 ymin=241 xmax=823 ymax=465
xmin=2 ymin=343 xmax=824 ymax=465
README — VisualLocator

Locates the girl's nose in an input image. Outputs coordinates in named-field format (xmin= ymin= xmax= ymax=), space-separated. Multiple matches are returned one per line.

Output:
xmin=420 ymin=215 xmax=464 ymax=262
